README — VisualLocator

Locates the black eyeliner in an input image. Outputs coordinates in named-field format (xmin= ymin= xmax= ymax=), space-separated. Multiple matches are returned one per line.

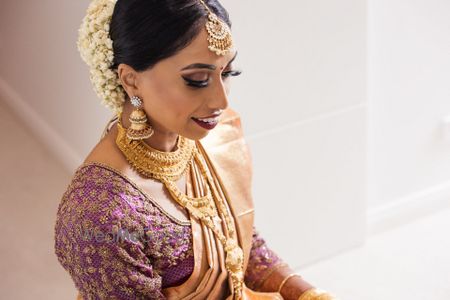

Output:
xmin=182 ymin=75 xmax=209 ymax=88
xmin=181 ymin=69 xmax=242 ymax=89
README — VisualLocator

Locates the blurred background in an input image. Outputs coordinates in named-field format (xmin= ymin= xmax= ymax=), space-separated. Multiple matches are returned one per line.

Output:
xmin=1 ymin=0 xmax=449 ymax=299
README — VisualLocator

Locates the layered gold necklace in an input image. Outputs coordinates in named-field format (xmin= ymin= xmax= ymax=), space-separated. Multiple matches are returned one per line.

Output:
xmin=115 ymin=113 xmax=245 ymax=299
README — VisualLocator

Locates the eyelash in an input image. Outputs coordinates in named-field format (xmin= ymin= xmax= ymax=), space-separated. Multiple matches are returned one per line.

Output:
xmin=182 ymin=70 xmax=242 ymax=89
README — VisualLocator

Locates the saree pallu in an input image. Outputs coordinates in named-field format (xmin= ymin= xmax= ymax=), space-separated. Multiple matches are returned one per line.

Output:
xmin=67 ymin=108 xmax=283 ymax=299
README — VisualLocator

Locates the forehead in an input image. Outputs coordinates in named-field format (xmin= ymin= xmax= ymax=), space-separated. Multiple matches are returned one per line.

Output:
xmin=166 ymin=26 xmax=237 ymax=68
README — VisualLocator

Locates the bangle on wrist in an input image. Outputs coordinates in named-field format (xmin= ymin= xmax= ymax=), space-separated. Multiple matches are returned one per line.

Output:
xmin=297 ymin=288 xmax=339 ymax=300
xmin=277 ymin=273 xmax=302 ymax=293
xmin=257 ymin=262 xmax=289 ymax=290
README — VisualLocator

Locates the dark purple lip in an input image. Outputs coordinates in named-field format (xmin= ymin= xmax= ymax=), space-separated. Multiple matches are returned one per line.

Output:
xmin=191 ymin=117 xmax=218 ymax=130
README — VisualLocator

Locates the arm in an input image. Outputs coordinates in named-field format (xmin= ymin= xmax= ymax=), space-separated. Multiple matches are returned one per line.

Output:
xmin=244 ymin=226 xmax=316 ymax=300
xmin=54 ymin=178 xmax=166 ymax=299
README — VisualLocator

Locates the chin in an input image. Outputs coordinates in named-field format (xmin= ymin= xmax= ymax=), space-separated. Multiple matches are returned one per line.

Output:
xmin=182 ymin=130 xmax=210 ymax=142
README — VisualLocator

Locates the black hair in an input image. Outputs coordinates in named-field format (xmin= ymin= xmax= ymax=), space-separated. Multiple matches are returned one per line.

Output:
xmin=109 ymin=0 xmax=231 ymax=72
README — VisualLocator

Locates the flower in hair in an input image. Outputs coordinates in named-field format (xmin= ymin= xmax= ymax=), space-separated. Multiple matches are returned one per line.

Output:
xmin=77 ymin=0 xmax=125 ymax=113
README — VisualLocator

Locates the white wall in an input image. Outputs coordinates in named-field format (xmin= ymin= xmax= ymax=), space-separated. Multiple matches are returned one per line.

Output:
xmin=368 ymin=0 xmax=450 ymax=233
xmin=223 ymin=0 xmax=367 ymax=268
xmin=1 ymin=0 xmax=365 ymax=270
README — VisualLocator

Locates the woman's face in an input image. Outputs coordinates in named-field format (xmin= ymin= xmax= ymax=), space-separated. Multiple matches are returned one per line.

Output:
xmin=120 ymin=26 xmax=240 ymax=142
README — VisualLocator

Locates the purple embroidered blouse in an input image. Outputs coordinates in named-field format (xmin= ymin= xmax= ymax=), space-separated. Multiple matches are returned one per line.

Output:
xmin=54 ymin=163 xmax=285 ymax=299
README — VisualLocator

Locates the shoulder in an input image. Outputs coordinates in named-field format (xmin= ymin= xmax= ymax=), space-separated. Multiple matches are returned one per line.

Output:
xmin=56 ymin=161 xmax=162 ymax=228
xmin=83 ymin=121 xmax=130 ymax=173
xmin=54 ymin=161 xmax=184 ymax=244
xmin=54 ymin=164 xmax=149 ymax=274
xmin=55 ymin=163 xmax=140 ymax=237
xmin=54 ymin=163 xmax=167 ymax=299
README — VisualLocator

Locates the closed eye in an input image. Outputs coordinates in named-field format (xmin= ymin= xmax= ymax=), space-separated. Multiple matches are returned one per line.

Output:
xmin=182 ymin=76 xmax=209 ymax=88
xmin=182 ymin=69 xmax=242 ymax=89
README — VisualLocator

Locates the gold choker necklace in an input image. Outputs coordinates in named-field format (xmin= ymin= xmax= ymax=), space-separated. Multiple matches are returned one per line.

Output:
xmin=115 ymin=116 xmax=195 ymax=182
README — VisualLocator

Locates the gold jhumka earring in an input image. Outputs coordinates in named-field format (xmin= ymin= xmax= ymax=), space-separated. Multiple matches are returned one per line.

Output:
xmin=126 ymin=95 xmax=154 ymax=141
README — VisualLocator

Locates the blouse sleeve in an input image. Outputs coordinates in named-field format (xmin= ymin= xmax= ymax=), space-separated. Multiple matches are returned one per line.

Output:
xmin=54 ymin=174 xmax=166 ymax=300
xmin=244 ymin=225 xmax=289 ymax=291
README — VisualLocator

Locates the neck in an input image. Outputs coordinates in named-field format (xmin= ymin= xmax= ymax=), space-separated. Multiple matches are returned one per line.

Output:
xmin=120 ymin=101 xmax=179 ymax=152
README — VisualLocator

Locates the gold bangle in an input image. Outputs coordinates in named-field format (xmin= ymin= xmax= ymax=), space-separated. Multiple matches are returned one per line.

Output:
xmin=256 ymin=262 xmax=290 ymax=290
xmin=297 ymin=288 xmax=338 ymax=300
xmin=317 ymin=293 xmax=336 ymax=300
xmin=277 ymin=273 xmax=302 ymax=293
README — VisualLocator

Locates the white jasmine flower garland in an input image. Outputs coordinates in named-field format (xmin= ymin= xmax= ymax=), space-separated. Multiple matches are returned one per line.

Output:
xmin=77 ymin=0 xmax=125 ymax=113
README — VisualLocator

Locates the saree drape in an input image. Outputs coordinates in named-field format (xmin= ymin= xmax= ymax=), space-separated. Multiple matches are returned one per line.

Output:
xmin=71 ymin=108 xmax=283 ymax=299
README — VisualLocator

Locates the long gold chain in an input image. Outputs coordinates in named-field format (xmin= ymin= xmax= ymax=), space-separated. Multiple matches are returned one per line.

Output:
xmin=191 ymin=147 xmax=244 ymax=299
xmin=115 ymin=117 xmax=244 ymax=299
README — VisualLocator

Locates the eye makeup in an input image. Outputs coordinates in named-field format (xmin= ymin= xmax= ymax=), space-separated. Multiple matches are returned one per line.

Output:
xmin=221 ymin=70 xmax=242 ymax=78
xmin=182 ymin=76 xmax=209 ymax=88
xmin=182 ymin=69 xmax=242 ymax=88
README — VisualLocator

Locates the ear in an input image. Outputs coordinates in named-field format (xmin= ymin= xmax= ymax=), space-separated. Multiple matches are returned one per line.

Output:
xmin=117 ymin=63 xmax=139 ymax=97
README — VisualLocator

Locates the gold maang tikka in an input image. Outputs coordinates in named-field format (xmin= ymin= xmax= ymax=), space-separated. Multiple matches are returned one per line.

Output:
xmin=198 ymin=0 xmax=234 ymax=56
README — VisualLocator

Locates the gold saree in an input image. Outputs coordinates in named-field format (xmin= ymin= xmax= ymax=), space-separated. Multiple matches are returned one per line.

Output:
xmin=76 ymin=108 xmax=283 ymax=299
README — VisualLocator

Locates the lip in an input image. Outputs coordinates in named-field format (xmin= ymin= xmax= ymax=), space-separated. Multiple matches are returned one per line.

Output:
xmin=192 ymin=117 xmax=219 ymax=130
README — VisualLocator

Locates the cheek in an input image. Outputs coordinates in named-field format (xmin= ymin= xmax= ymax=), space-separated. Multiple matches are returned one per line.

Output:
xmin=144 ymin=81 xmax=202 ymax=119
xmin=166 ymin=90 xmax=202 ymax=118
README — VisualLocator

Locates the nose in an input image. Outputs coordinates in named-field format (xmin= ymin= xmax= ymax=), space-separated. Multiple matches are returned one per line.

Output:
xmin=208 ymin=78 xmax=229 ymax=111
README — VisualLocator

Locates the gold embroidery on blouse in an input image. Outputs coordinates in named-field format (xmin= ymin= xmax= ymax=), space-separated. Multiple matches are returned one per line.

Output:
xmin=55 ymin=163 xmax=194 ymax=298
xmin=75 ymin=161 xmax=191 ymax=226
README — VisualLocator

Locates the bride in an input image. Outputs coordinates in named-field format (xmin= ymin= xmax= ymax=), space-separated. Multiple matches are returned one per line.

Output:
xmin=54 ymin=0 xmax=338 ymax=299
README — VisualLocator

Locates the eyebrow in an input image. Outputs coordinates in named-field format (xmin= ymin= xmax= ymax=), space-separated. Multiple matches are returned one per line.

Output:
xmin=180 ymin=51 xmax=238 ymax=71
